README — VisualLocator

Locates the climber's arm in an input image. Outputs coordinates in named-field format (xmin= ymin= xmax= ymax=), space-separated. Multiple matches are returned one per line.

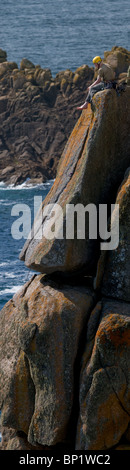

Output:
xmin=88 ymin=75 xmax=101 ymax=91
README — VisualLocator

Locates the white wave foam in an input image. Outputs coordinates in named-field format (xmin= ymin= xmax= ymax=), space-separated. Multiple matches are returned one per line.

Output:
xmin=0 ymin=201 xmax=14 ymax=206
xmin=4 ymin=272 xmax=16 ymax=279
xmin=0 ymin=179 xmax=55 ymax=191
xmin=0 ymin=285 xmax=23 ymax=296
xmin=0 ymin=262 xmax=9 ymax=267
xmin=0 ymin=182 xmax=6 ymax=188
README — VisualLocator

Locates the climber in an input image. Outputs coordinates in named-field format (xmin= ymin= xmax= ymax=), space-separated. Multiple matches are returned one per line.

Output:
xmin=77 ymin=56 xmax=115 ymax=110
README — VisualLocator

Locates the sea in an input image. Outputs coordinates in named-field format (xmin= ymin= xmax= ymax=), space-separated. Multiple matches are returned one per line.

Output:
xmin=0 ymin=0 xmax=129 ymax=311
xmin=0 ymin=0 xmax=129 ymax=74
xmin=0 ymin=180 xmax=54 ymax=311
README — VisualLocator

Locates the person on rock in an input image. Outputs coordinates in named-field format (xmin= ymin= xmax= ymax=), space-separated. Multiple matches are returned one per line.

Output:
xmin=77 ymin=56 xmax=115 ymax=110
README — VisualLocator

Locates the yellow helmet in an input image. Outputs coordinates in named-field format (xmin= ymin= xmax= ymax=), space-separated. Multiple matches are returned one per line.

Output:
xmin=93 ymin=56 xmax=102 ymax=64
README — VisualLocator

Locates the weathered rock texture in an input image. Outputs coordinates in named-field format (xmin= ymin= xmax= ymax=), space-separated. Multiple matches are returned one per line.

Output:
xmin=0 ymin=46 xmax=130 ymax=451
xmin=20 ymin=87 xmax=130 ymax=275
xmin=76 ymin=300 xmax=130 ymax=450
xmin=0 ymin=46 xmax=129 ymax=186
xmin=0 ymin=275 xmax=96 ymax=448
xmin=102 ymin=170 xmax=130 ymax=301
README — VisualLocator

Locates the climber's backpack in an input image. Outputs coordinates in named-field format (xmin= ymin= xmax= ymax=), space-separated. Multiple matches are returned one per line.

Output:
xmin=115 ymin=81 xmax=127 ymax=96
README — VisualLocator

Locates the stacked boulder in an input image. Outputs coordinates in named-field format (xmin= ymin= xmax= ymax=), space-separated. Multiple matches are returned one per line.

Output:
xmin=0 ymin=79 xmax=130 ymax=449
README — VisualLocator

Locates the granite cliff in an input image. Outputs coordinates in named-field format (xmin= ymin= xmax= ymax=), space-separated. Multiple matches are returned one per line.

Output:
xmin=0 ymin=47 xmax=130 ymax=451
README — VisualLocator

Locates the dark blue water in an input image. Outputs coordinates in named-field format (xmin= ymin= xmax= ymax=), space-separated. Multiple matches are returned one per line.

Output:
xmin=0 ymin=181 xmax=54 ymax=310
xmin=0 ymin=0 xmax=129 ymax=75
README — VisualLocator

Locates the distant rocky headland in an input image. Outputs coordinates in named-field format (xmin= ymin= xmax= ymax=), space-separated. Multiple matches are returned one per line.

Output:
xmin=0 ymin=46 xmax=130 ymax=451
xmin=0 ymin=46 xmax=129 ymax=186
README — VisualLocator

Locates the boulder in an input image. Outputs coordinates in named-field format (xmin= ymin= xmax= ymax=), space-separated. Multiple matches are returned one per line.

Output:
xmin=76 ymin=299 xmax=130 ymax=450
xmin=0 ymin=285 xmax=35 ymax=435
xmin=12 ymin=71 xmax=26 ymax=90
xmin=73 ymin=65 xmax=94 ymax=88
xmin=20 ymin=58 xmax=35 ymax=70
xmin=0 ymin=61 xmax=18 ymax=78
xmin=59 ymin=70 xmax=74 ymax=96
xmin=34 ymin=67 xmax=52 ymax=86
xmin=0 ymin=274 xmax=95 ymax=448
xmin=0 ymin=63 xmax=10 ymax=78
xmin=104 ymin=46 xmax=130 ymax=77
xmin=60 ymin=77 xmax=68 ymax=94
xmin=0 ymin=48 xmax=7 ymax=62
xmin=55 ymin=69 xmax=73 ymax=84
xmin=101 ymin=170 xmax=130 ymax=301
xmin=43 ymin=81 xmax=58 ymax=105
xmin=20 ymin=87 xmax=130 ymax=275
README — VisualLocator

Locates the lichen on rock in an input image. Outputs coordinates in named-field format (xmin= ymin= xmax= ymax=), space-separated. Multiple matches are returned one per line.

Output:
xmin=0 ymin=275 xmax=96 ymax=448
xmin=20 ymin=87 xmax=130 ymax=276
xmin=76 ymin=300 xmax=130 ymax=450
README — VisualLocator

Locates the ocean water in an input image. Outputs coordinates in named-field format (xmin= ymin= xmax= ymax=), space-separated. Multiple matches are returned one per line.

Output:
xmin=0 ymin=180 xmax=54 ymax=310
xmin=0 ymin=0 xmax=129 ymax=75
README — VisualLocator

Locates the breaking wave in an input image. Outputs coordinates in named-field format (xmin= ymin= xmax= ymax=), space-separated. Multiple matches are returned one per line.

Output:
xmin=0 ymin=179 xmax=55 ymax=191
xmin=0 ymin=285 xmax=23 ymax=296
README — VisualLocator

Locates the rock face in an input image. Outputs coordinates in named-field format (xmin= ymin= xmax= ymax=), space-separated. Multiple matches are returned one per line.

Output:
xmin=76 ymin=299 xmax=130 ymax=450
xmin=0 ymin=274 xmax=95 ymax=448
xmin=0 ymin=46 xmax=130 ymax=451
xmin=102 ymin=170 xmax=130 ymax=301
xmin=20 ymin=87 xmax=130 ymax=275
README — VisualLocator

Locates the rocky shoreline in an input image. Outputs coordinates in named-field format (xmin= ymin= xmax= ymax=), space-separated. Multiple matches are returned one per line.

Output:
xmin=0 ymin=46 xmax=129 ymax=186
